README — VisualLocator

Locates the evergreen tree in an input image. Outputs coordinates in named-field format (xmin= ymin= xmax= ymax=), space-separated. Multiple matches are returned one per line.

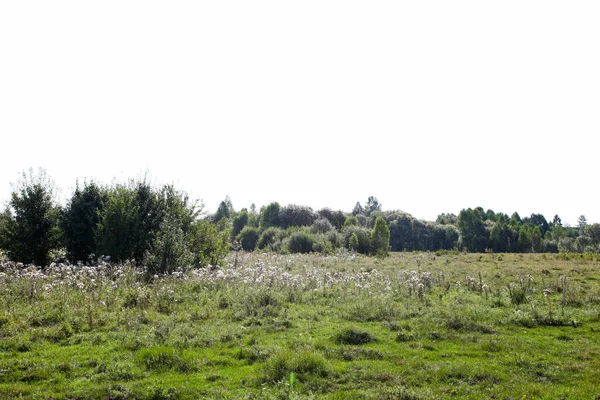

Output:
xmin=0 ymin=169 xmax=61 ymax=266
xmin=60 ymin=181 xmax=106 ymax=263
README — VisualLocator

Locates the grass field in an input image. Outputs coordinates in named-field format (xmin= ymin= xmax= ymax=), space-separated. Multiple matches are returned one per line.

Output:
xmin=0 ymin=251 xmax=599 ymax=399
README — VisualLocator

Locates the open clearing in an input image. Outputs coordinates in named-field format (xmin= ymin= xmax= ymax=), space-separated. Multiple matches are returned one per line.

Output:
xmin=1 ymin=252 xmax=599 ymax=399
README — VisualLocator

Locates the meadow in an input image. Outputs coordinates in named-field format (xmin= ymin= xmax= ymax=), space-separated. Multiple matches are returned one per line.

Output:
xmin=0 ymin=251 xmax=599 ymax=399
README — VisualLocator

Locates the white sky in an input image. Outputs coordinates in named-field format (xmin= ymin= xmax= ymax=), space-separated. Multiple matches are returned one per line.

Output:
xmin=1 ymin=1 xmax=599 ymax=226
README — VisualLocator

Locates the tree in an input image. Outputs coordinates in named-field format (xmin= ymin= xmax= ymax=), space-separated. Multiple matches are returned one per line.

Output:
xmin=0 ymin=169 xmax=61 ymax=266
xmin=342 ymin=215 xmax=359 ymax=232
xmin=95 ymin=184 xmax=140 ymax=261
xmin=457 ymin=208 xmax=488 ymax=252
xmin=371 ymin=216 xmax=390 ymax=257
xmin=527 ymin=214 xmax=549 ymax=236
xmin=145 ymin=184 xmax=210 ymax=273
xmin=351 ymin=202 xmax=364 ymax=216
xmin=317 ymin=208 xmax=346 ymax=231
xmin=389 ymin=214 xmax=414 ymax=252
xmin=364 ymin=196 xmax=382 ymax=215
xmin=232 ymin=209 xmax=249 ymax=238
xmin=277 ymin=205 xmax=315 ymax=229
xmin=578 ymin=215 xmax=588 ymax=235
xmin=436 ymin=213 xmax=457 ymax=225
xmin=213 ymin=196 xmax=234 ymax=222
xmin=311 ymin=218 xmax=334 ymax=234
xmin=584 ymin=223 xmax=600 ymax=244
xmin=349 ymin=233 xmax=359 ymax=252
xmin=517 ymin=225 xmax=533 ymax=252
xmin=259 ymin=202 xmax=280 ymax=230
xmin=60 ymin=181 xmax=106 ymax=263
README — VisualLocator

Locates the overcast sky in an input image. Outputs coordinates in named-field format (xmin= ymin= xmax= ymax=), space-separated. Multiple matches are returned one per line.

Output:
xmin=1 ymin=1 xmax=598 ymax=225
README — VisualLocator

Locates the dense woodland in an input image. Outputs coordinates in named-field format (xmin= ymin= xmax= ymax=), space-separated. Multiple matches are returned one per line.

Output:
xmin=0 ymin=169 xmax=598 ymax=271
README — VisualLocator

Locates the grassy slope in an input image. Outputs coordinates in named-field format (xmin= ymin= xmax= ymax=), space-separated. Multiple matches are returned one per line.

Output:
xmin=0 ymin=252 xmax=599 ymax=399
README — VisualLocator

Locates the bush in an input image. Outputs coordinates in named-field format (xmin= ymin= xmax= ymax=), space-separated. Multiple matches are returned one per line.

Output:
xmin=343 ymin=226 xmax=372 ymax=254
xmin=311 ymin=218 xmax=334 ymax=234
xmin=287 ymin=231 xmax=314 ymax=254
xmin=237 ymin=226 xmax=260 ymax=251
xmin=257 ymin=227 xmax=284 ymax=250
xmin=187 ymin=219 xmax=230 ymax=267
xmin=144 ymin=216 xmax=193 ymax=274
xmin=0 ymin=169 xmax=61 ymax=266
xmin=371 ymin=216 xmax=390 ymax=257
xmin=334 ymin=328 xmax=375 ymax=345
xmin=312 ymin=234 xmax=334 ymax=254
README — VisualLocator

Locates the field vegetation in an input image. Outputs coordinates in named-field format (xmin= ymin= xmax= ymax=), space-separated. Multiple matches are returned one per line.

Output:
xmin=1 ymin=169 xmax=599 ymax=398
xmin=0 ymin=251 xmax=599 ymax=399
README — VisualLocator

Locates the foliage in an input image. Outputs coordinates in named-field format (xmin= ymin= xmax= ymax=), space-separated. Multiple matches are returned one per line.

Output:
xmin=232 ymin=209 xmax=249 ymax=238
xmin=311 ymin=218 xmax=334 ymax=234
xmin=60 ymin=181 xmax=107 ymax=263
xmin=0 ymin=169 xmax=61 ymax=266
xmin=287 ymin=231 xmax=314 ymax=254
xmin=256 ymin=227 xmax=285 ymax=251
xmin=371 ymin=216 xmax=390 ymax=257
xmin=277 ymin=204 xmax=315 ymax=229
xmin=457 ymin=208 xmax=488 ymax=252
xmin=364 ymin=196 xmax=382 ymax=215
xmin=236 ymin=226 xmax=260 ymax=251
xmin=259 ymin=202 xmax=280 ymax=230
xmin=343 ymin=226 xmax=372 ymax=254
xmin=213 ymin=196 xmax=234 ymax=223
xmin=317 ymin=208 xmax=346 ymax=231
xmin=94 ymin=183 xmax=143 ymax=262
xmin=342 ymin=215 xmax=359 ymax=231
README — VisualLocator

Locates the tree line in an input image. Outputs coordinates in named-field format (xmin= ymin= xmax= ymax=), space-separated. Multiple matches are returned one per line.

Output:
xmin=1 ymin=170 xmax=598 ymax=270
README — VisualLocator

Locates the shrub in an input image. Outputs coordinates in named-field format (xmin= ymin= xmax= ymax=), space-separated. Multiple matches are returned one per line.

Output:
xmin=334 ymin=328 xmax=375 ymax=345
xmin=312 ymin=234 xmax=334 ymax=254
xmin=343 ymin=226 xmax=372 ymax=254
xmin=187 ymin=219 xmax=230 ymax=267
xmin=145 ymin=185 xmax=229 ymax=272
xmin=144 ymin=216 xmax=193 ymax=274
xmin=311 ymin=218 xmax=334 ymax=234
xmin=287 ymin=231 xmax=314 ymax=254
xmin=257 ymin=227 xmax=284 ymax=250
xmin=371 ymin=216 xmax=391 ymax=257
xmin=237 ymin=226 xmax=260 ymax=251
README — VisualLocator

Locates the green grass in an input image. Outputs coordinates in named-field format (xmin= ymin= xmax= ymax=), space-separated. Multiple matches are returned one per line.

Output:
xmin=0 ymin=252 xmax=599 ymax=399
